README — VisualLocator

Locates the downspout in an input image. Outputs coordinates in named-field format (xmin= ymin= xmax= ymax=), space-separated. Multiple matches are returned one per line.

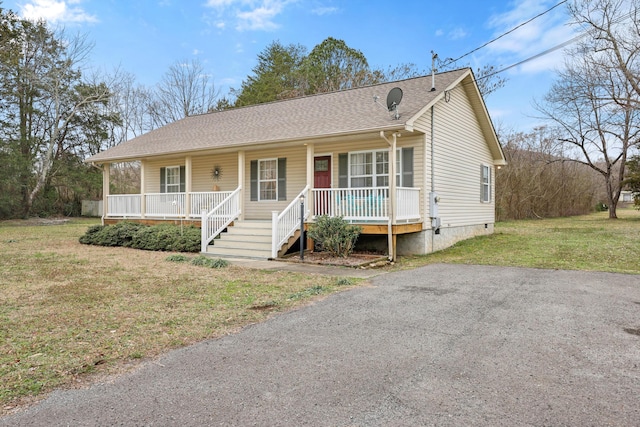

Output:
xmin=380 ymin=131 xmax=399 ymax=261
xmin=90 ymin=162 xmax=106 ymax=225
xmin=430 ymin=105 xmax=436 ymax=253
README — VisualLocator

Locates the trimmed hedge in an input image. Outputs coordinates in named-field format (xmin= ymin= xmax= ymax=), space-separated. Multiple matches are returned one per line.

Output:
xmin=79 ymin=222 xmax=201 ymax=252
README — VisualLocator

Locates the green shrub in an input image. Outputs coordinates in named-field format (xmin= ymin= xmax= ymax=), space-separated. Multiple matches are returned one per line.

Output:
xmin=78 ymin=222 xmax=146 ymax=247
xmin=190 ymin=255 xmax=229 ymax=268
xmin=78 ymin=224 xmax=106 ymax=244
xmin=335 ymin=277 xmax=355 ymax=286
xmin=595 ymin=202 xmax=609 ymax=212
xmin=308 ymin=216 xmax=362 ymax=258
xmin=166 ymin=254 xmax=190 ymax=262
xmin=79 ymin=223 xmax=200 ymax=252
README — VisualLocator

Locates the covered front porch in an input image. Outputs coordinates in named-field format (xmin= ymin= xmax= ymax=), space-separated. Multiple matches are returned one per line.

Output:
xmin=103 ymin=185 xmax=421 ymax=259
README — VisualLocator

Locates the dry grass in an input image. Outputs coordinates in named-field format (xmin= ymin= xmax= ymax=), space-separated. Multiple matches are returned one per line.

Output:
xmin=0 ymin=219 xmax=357 ymax=412
xmin=3 ymin=209 xmax=639 ymax=412
xmin=397 ymin=207 xmax=640 ymax=274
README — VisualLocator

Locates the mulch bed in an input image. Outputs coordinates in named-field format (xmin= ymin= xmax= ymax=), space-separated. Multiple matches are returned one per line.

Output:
xmin=281 ymin=251 xmax=389 ymax=268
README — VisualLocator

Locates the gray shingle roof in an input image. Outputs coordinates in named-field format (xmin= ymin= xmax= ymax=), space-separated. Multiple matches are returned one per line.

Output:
xmin=88 ymin=69 xmax=471 ymax=163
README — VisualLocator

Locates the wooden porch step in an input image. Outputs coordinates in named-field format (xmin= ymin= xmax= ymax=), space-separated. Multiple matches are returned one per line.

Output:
xmin=206 ymin=220 xmax=274 ymax=260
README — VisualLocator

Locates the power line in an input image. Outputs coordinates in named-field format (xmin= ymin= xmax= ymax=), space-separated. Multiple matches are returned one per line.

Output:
xmin=442 ymin=0 xmax=569 ymax=68
xmin=476 ymin=33 xmax=585 ymax=81
xmin=475 ymin=7 xmax=637 ymax=81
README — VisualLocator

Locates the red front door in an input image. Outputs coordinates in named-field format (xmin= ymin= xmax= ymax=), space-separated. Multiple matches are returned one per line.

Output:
xmin=314 ymin=156 xmax=332 ymax=216
xmin=314 ymin=156 xmax=331 ymax=188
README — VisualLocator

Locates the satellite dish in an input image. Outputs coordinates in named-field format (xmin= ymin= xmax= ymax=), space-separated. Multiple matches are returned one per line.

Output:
xmin=386 ymin=87 xmax=403 ymax=112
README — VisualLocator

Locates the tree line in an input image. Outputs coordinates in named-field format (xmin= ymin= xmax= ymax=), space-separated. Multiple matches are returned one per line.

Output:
xmin=1 ymin=0 xmax=639 ymax=220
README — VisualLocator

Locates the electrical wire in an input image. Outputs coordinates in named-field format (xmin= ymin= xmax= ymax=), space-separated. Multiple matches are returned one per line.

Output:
xmin=475 ymin=7 xmax=638 ymax=81
xmin=442 ymin=0 xmax=569 ymax=68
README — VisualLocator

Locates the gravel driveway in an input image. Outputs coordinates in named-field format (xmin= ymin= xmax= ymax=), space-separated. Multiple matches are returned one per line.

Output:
xmin=2 ymin=264 xmax=640 ymax=426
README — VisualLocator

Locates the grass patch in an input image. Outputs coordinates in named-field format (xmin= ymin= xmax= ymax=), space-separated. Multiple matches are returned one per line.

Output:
xmin=396 ymin=208 xmax=640 ymax=274
xmin=0 ymin=218 xmax=358 ymax=411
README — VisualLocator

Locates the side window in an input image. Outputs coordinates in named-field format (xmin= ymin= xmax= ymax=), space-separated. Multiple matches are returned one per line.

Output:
xmin=481 ymin=164 xmax=491 ymax=203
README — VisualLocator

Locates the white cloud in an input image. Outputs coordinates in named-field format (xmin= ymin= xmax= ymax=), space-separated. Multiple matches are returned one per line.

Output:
xmin=20 ymin=0 xmax=97 ymax=24
xmin=311 ymin=6 xmax=338 ymax=16
xmin=448 ymin=27 xmax=468 ymax=40
xmin=203 ymin=0 xmax=296 ymax=32
xmin=483 ymin=0 xmax=574 ymax=75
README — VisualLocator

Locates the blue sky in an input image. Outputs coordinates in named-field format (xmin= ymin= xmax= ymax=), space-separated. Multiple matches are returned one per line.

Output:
xmin=4 ymin=0 xmax=576 ymax=132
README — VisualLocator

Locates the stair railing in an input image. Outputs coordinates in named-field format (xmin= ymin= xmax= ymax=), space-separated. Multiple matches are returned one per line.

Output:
xmin=200 ymin=187 xmax=242 ymax=253
xmin=271 ymin=186 xmax=310 ymax=259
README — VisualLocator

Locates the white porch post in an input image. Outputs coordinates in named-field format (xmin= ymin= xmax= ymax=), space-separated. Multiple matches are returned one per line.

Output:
xmin=306 ymin=143 xmax=314 ymax=217
xmin=140 ymin=160 xmax=146 ymax=219
xmin=380 ymin=131 xmax=399 ymax=261
xmin=185 ymin=156 xmax=192 ymax=218
xmin=102 ymin=163 xmax=110 ymax=223
xmin=238 ymin=151 xmax=245 ymax=220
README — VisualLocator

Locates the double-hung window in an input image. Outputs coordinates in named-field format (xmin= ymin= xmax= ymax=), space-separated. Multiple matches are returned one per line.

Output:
xmin=481 ymin=164 xmax=491 ymax=202
xmin=349 ymin=149 xmax=401 ymax=188
xmin=165 ymin=166 xmax=181 ymax=193
xmin=259 ymin=159 xmax=278 ymax=201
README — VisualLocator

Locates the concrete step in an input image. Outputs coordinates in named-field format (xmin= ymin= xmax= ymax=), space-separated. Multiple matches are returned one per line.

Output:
xmin=206 ymin=246 xmax=272 ymax=259
xmin=217 ymin=233 xmax=271 ymax=243
xmin=214 ymin=239 xmax=271 ymax=251
xmin=225 ymin=226 xmax=272 ymax=236
xmin=205 ymin=219 xmax=275 ymax=259
xmin=233 ymin=220 xmax=271 ymax=229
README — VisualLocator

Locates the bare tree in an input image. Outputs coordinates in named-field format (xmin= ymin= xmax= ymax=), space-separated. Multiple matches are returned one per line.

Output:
xmin=568 ymin=0 xmax=640 ymax=102
xmin=149 ymin=58 xmax=219 ymax=127
xmin=535 ymin=0 xmax=640 ymax=219
xmin=496 ymin=127 xmax=601 ymax=220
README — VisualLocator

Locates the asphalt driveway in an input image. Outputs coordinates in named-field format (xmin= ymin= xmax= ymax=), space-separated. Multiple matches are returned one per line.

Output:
xmin=2 ymin=264 xmax=640 ymax=426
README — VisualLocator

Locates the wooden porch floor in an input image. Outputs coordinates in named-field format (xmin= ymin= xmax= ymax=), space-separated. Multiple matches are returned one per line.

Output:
xmin=103 ymin=218 xmax=423 ymax=235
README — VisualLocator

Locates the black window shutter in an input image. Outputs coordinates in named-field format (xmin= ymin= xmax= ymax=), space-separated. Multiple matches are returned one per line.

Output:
xmin=277 ymin=158 xmax=286 ymax=201
xmin=402 ymin=147 xmax=414 ymax=187
xmin=179 ymin=166 xmax=186 ymax=192
xmin=250 ymin=160 xmax=258 ymax=201
xmin=160 ymin=167 xmax=166 ymax=193
xmin=338 ymin=153 xmax=348 ymax=188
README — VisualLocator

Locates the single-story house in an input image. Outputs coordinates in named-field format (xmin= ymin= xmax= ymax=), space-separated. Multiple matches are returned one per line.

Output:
xmin=87 ymin=68 xmax=506 ymax=260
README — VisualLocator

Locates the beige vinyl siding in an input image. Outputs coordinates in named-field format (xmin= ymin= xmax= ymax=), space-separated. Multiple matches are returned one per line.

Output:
xmin=192 ymin=153 xmax=238 ymax=191
xmin=244 ymin=146 xmax=307 ymax=220
xmin=144 ymin=159 xmax=181 ymax=193
xmin=314 ymin=136 xmax=425 ymax=220
xmin=143 ymin=154 xmax=240 ymax=193
xmin=314 ymin=136 xmax=424 ymax=191
xmin=430 ymin=84 xmax=495 ymax=227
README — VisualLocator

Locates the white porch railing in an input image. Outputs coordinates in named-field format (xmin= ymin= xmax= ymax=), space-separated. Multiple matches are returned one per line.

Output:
xmin=272 ymin=186 xmax=310 ymax=259
xmin=396 ymin=187 xmax=421 ymax=221
xmin=190 ymin=191 xmax=233 ymax=218
xmin=200 ymin=187 xmax=242 ymax=253
xmin=145 ymin=192 xmax=186 ymax=218
xmin=312 ymin=187 xmax=421 ymax=223
xmin=107 ymin=194 xmax=142 ymax=217
xmin=105 ymin=191 xmax=232 ymax=219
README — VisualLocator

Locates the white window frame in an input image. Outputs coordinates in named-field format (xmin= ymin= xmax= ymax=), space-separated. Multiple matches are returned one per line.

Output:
xmin=349 ymin=149 xmax=402 ymax=188
xmin=258 ymin=158 xmax=278 ymax=201
xmin=165 ymin=165 xmax=181 ymax=193
xmin=481 ymin=164 xmax=492 ymax=203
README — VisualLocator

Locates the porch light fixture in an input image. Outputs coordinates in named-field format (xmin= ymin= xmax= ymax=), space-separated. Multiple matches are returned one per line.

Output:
xmin=211 ymin=165 xmax=222 ymax=181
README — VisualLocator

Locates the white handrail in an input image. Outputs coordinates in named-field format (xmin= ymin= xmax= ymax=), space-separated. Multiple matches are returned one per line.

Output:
xmin=200 ymin=187 xmax=242 ymax=253
xmin=271 ymin=186 xmax=310 ymax=259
